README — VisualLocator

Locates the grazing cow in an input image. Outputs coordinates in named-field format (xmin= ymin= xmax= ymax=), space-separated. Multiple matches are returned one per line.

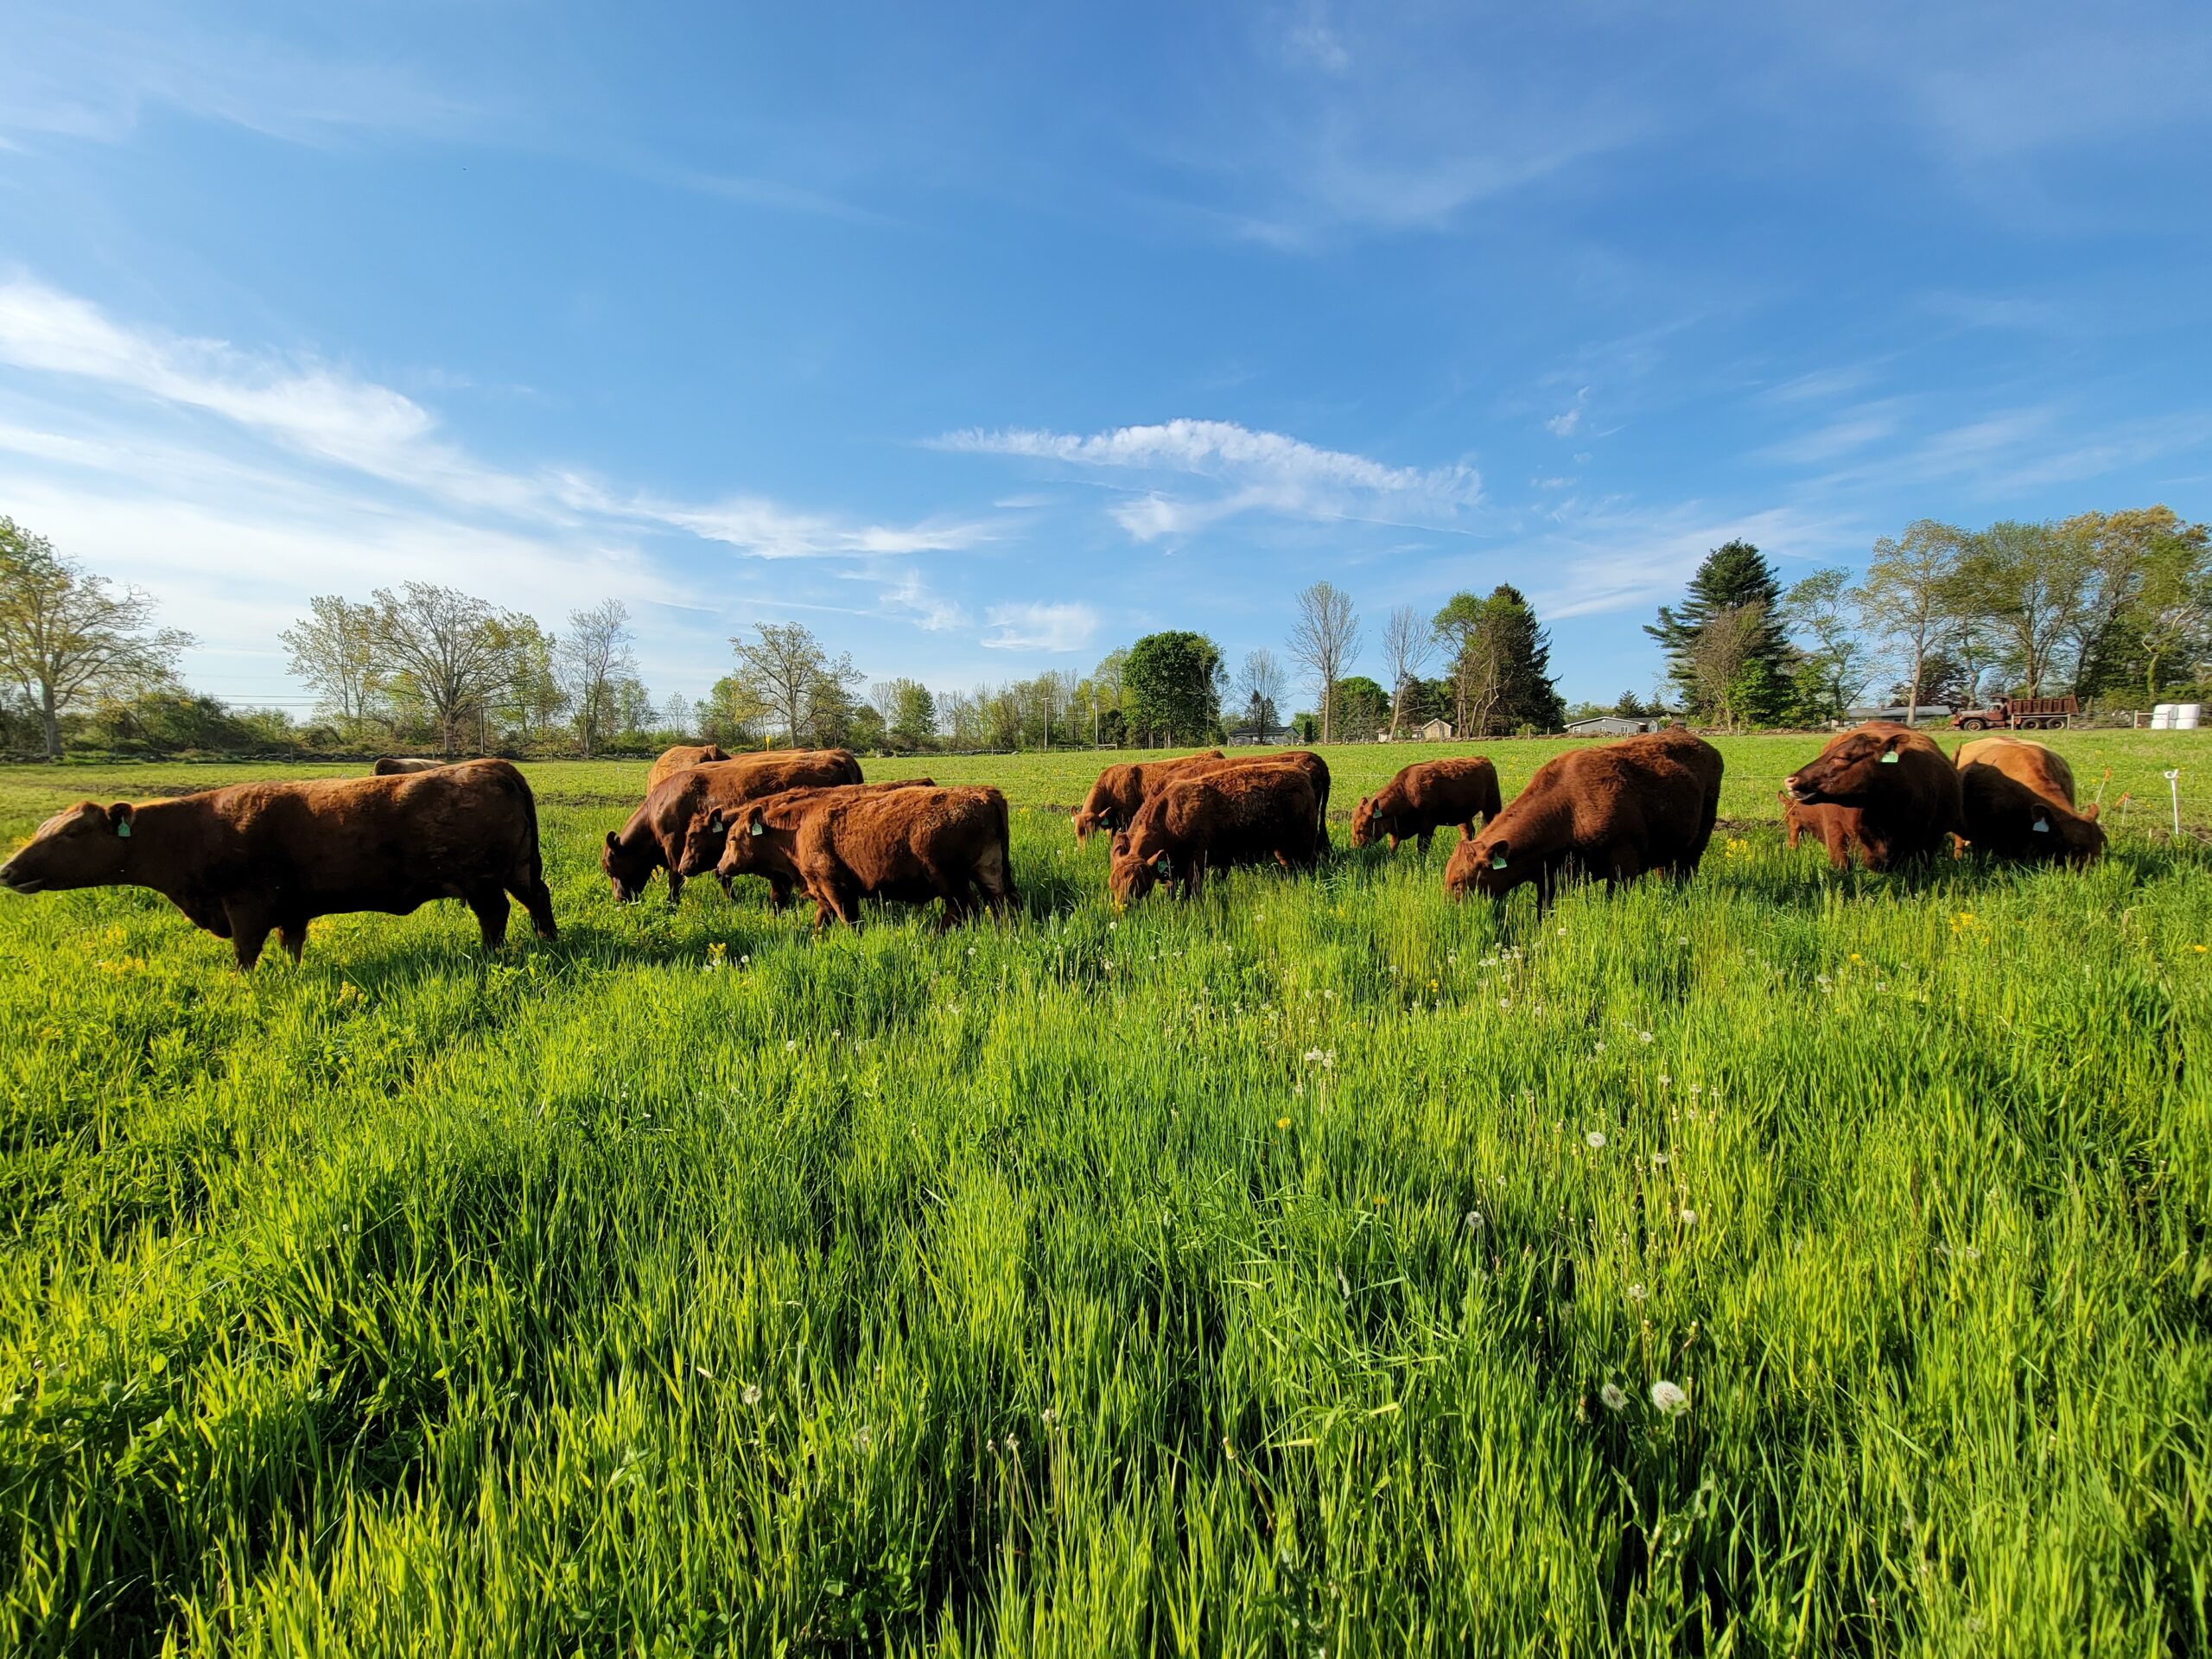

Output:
xmin=373 ymin=757 xmax=446 ymax=775
xmin=1351 ymin=757 xmax=1502 ymax=854
xmin=1072 ymin=751 xmax=1224 ymax=841
xmin=645 ymin=743 xmax=730 ymax=792
xmin=1445 ymin=732 xmax=1725 ymax=903
xmin=1781 ymin=721 xmax=1961 ymax=869
xmin=681 ymin=779 xmax=937 ymax=903
xmin=1955 ymin=737 xmax=2104 ymax=864
xmin=0 ymin=759 xmax=555 ymax=969
xmin=601 ymin=749 xmax=861 ymax=904
xmin=716 ymin=785 xmax=1017 ymax=928
xmin=1106 ymin=766 xmax=1320 ymax=905
xmin=1780 ymin=791 xmax=1872 ymax=870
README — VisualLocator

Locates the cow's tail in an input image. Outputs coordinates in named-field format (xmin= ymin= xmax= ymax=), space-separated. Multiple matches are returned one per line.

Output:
xmin=981 ymin=787 xmax=1019 ymax=916
xmin=494 ymin=760 xmax=558 ymax=940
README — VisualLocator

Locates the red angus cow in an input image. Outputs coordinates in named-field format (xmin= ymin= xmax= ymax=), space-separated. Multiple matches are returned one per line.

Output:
xmin=0 ymin=759 xmax=555 ymax=968
xmin=1072 ymin=751 xmax=1224 ymax=842
xmin=1781 ymin=722 xmax=1960 ymax=869
xmin=1446 ymin=733 xmax=1723 ymax=903
xmin=1351 ymin=757 xmax=1501 ymax=854
xmin=1106 ymin=765 xmax=1319 ymax=905
xmin=601 ymin=750 xmax=861 ymax=904
xmin=717 ymin=785 xmax=1017 ymax=928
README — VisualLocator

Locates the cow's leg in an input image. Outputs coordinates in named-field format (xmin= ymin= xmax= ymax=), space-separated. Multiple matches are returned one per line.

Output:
xmin=278 ymin=920 xmax=309 ymax=964
xmin=717 ymin=874 xmax=735 ymax=901
xmin=767 ymin=874 xmax=794 ymax=911
xmin=1416 ymin=826 xmax=1433 ymax=855
xmin=225 ymin=899 xmax=273 ymax=971
xmin=1822 ymin=823 xmax=1852 ymax=871
xmin=518 ymin=879 xmax=558 ymax=940
xmin=665 ymin=870 xmax=684 ymax=907
xmin=467 ymin=886 xmax=512 ymax=950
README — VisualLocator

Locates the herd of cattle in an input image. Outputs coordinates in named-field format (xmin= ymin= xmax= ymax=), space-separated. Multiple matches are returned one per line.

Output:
xmin=0 ymin=722 xmax=2103 ymax=967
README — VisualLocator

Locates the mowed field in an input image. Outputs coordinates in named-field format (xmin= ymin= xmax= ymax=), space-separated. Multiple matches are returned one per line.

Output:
xmin=1 ymin=733 xmax=2208 ymax=1656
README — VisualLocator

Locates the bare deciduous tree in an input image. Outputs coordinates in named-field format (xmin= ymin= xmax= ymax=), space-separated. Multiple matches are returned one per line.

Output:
xmin=1860 ymin=521 xmax=1967 ymax=721
xmin=281 ymin=595 xmax=383 ymax=738
xmin=1235 ymin=648 xmax=1287 ymax=741
xmin=0 ymin=518 xmax=192 ymax=760
xmin=1286 ymin=581 xmax=1361 ymax=743
xmin=1688 ymin=602 xmax=1764 ymax=731
xmin=1380 ymin=605 xmax=1432 ymax=739
xmin=730 ymin=621 xmax=862 ymax=745
xmin=368 ymin=583 xmax=513 ymax=758
xmin=556 ymin=600 xmax=636 ymax=758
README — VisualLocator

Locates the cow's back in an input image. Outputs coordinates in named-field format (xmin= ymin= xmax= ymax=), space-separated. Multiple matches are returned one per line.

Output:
xmin=1958 ymin=736 xmax=2076 ymax=806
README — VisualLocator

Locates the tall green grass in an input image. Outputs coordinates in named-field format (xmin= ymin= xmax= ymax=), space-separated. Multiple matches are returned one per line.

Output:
xmin=0 ymin=736 xmax=2206 ymax=1656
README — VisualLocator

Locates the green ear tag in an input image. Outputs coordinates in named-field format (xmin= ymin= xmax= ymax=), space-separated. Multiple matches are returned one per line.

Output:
xmin=1154 ymin=855 xmax=1172 ymax=875
xmin=115 ymin=821 xmax=131 ymax=838
xmin=1490 ymin=852 xmax=1507 ymax=869
xmin=749 ymin=821 xmax=764 ymax=837
xmin=1879 ymin=751 xmax=1899 ymax=764
xmin=2032 ymin=818 xmax=2050 ymax=833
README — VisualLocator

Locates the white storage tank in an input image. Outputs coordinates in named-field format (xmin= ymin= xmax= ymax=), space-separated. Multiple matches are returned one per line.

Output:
xmin=2177 ymin=703 xmax=2203 ymax=730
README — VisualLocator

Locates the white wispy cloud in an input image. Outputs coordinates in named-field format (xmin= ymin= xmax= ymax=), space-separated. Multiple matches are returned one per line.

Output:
xmin=1755 ymin=407 xmax=1900 ymax=467
xmin=1544 ymin=387 xmax=1590 ymax=437
xmin=0 ymin=276 xmax=975 ymax=560
xmin=981 ymin=601 xmax=1098 ymax=652
xmin=938 ymin=416 xmax=1479 ymax=542
xmin=1517 ymin=501 xmax=1857 ymax=621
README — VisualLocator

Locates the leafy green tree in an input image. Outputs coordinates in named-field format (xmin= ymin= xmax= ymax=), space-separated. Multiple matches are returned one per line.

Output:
xmin=1859 ymin=521 xmax=1967 ymax=721
xmin=0 ymin=518 xmax=193 ymax=759
xmin=1122 ymin=631 xmax=1224 ymax=744
xmin=1949 ymin=520 xmax=2092 ymax=696
xmin=1645 ymin=540 xmax=1791 ymax=721
xmin=879 ymin=678 xmax=937 ymax=751
xmin=282 ymin=595 xmax=384 ymax=739
xmin=729 ymin=621 xmax=862 ymax=747
xmin=368 ymin=582 xmax=515 ymax=758
xmin=1780 ymin=567 xmax=1872 ymax=720
xmin=1435 ymin=585 xmax=1564 ymax=734
xmin=2120 ymin=519 xmax=2212 ymax=702
xmin=2058 ymin=507 xmax=2211 ymax=700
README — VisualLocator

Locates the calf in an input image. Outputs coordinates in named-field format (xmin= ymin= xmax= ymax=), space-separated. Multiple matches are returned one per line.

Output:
xmin=373 ymin=757 xmax=446 ymax=775
xmin=1072 ymin=750 xmax=1224 ymax=841
xmin=601 ymin=749 xmax=861 ymax=904
xmin=0 ymin=759 xmax=555 ymax=969
xmin=1781 ymin=721 xmax=1960 ymax=869
xmin=1445 ymin=733 xmax=1724 ymax=903
xmin=1106 ymin=766 xmax=1320 ymax=905
xmin=1351 ymin=757 xmax=1501 ymax=854
xmin=646 ymin=742 xmax=730 ymax=792
xmin=716 ymin=785 xmax=1017 ymax=928
xmin=1955 ymin=738 xmax=2104 ymax=864
xmin=683 ymin=779 xmax=937 ymax=905
xmin=1780 ymin=790 xmax=1871 ymax=870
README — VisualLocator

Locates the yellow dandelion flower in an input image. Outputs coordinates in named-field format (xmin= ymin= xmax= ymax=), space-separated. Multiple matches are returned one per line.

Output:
xmin=1276 ymin=1116 xmax=1291 ymax=1129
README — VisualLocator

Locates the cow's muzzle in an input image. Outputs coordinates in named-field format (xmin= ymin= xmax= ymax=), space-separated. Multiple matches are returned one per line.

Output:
xmin=0 ymin=866 xmax=41 ymax=895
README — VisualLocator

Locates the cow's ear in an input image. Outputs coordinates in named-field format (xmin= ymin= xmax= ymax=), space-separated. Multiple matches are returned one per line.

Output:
xmin=2082 ymin=802 xmax=2101 ymax=821
xmin=704 ymin=809 xmax=725 ymax=833
xmin=1489 ymin=839 xmax=1510 ymax=869
xmin=605 ymin=830 xmax=620 ymax=849
xmin=748 ymin=817 xmax=765 ymax=838
xmin=108 ymin=802 xmax=136 ymax=838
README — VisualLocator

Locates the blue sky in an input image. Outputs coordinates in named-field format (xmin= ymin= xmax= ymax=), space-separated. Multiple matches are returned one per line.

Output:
xmin=3 ymin=2 xmax=2208 ymax=715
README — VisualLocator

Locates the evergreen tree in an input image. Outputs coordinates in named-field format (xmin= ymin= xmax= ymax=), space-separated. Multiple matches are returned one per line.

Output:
xmin=1645 ymin=540 xmax=1793 ymax=722
xmin=1487 ymin=584 xmax=1567 ymax=732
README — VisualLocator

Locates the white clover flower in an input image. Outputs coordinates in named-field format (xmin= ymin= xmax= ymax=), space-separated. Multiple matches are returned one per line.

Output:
xmin=853 ymin=1425 xmax=874 ymax=1449
xmin=1599 ymin=1382 xmax=1629 ymax=1413
xmin=784 ymin=1039 xmax=797 ymax=1052
xmin=1586 ymin=1130 xmax=1607 ymax=1149
xmin=1593 ymin=1041 xmax=1607 ymax=1054
xmin=741 ymin=1383 xmax=761 ymax=1408
xmin=1681 ymin=1208 xmax=1698 ymax=1225
xmin=1657 ymin=1074 xmax=1671 ymax=1087
xmin=1627 ymin=1283 xmax=1647 ymax=1302
xmin=1637 ymin=1031 xmax=1654 ymax=1045
xmin=1649 ymin=1380 xmax=1689 ymax=1416
xmin=1041 ymin=1408 xmax=1058 ymax=1428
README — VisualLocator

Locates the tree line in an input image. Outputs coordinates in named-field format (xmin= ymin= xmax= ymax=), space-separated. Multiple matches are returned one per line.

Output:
xmin=4 ymin=503 xmax=2205 ymax=760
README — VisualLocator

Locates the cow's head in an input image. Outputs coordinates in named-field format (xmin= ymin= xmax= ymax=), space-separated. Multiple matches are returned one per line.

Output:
xmin=1071 ymin=805 xmax=1104 ymax=843
xmin=714 ymin=804 xmax=772 ymax=879
xmin=601 ymin=827 xmax=661 ymax=902
xmin=1784 ymin=728 xmax=1915 ymax=804
xmin=1 ymin=802 xmax=137 ymax=895
xmin=2031 ymin=800 xmax=2107 ymax=865
xmin=1349 ymin=794 xmax=1387 ymax=849
xmin=675 ymin=806 xmax=737 ymax=878
xmin=1444 ymin=830 xmax=1518 ymax=899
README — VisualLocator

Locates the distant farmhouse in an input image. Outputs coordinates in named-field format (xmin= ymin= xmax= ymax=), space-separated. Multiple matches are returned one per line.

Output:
xmin=1565 ymin=714 xmax=1668 ymax=736
xmin=1375 ymin=717 xmax=1457 ymax=741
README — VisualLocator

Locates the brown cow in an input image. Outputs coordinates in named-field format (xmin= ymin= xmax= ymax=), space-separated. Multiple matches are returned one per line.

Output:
xmin=0 ymin=759 xmax=555 ymax=969
xmin=716 ymin=785 xmax=1016 ymax=928
xmin=645 ymin=743 xmax=730 ymax=792
xmin=1781 ymin=721 xmax=1960 ymax=869
xmin=1072 ymin=751 xmax=1224 ymax=841
xmin=1779 ymin=791 xmax=1872 ymax=870
xmin=1955 ymin=738 xmax=2104 ymax=864
xmin=1445 ymin=732 xmax=1724 ymax=903
xmin=1351 ymin=757 xmax=1501 ymax=854
xmin=681 ymin=779 xmax=937 ymax=899
xmin=601 ymin=749 xmax=861 ymax=905
xmin=1107 ymin=765 xmax=1320 ymax=905
xmin=373 ymin=757 xmax=447 ymax=775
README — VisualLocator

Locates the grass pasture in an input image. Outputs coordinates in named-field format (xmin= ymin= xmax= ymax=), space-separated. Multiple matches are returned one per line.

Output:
xmin=0 ymin=733 xmax=2208 ymax=1656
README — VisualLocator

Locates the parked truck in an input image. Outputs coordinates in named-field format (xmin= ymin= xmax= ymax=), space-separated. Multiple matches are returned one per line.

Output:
xmin=1949 ymin=695 xmax=2078 ymax=732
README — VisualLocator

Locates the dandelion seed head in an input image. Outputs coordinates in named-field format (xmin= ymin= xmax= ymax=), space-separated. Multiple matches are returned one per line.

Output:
xmin=1586 ymin=1130 xmax=1607 ymax=1149
xmin=1649 ymin=1379 xmax=1689 ymax=1415
xmin=1599 ymin=1382 xmax=1628 ymax=1413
